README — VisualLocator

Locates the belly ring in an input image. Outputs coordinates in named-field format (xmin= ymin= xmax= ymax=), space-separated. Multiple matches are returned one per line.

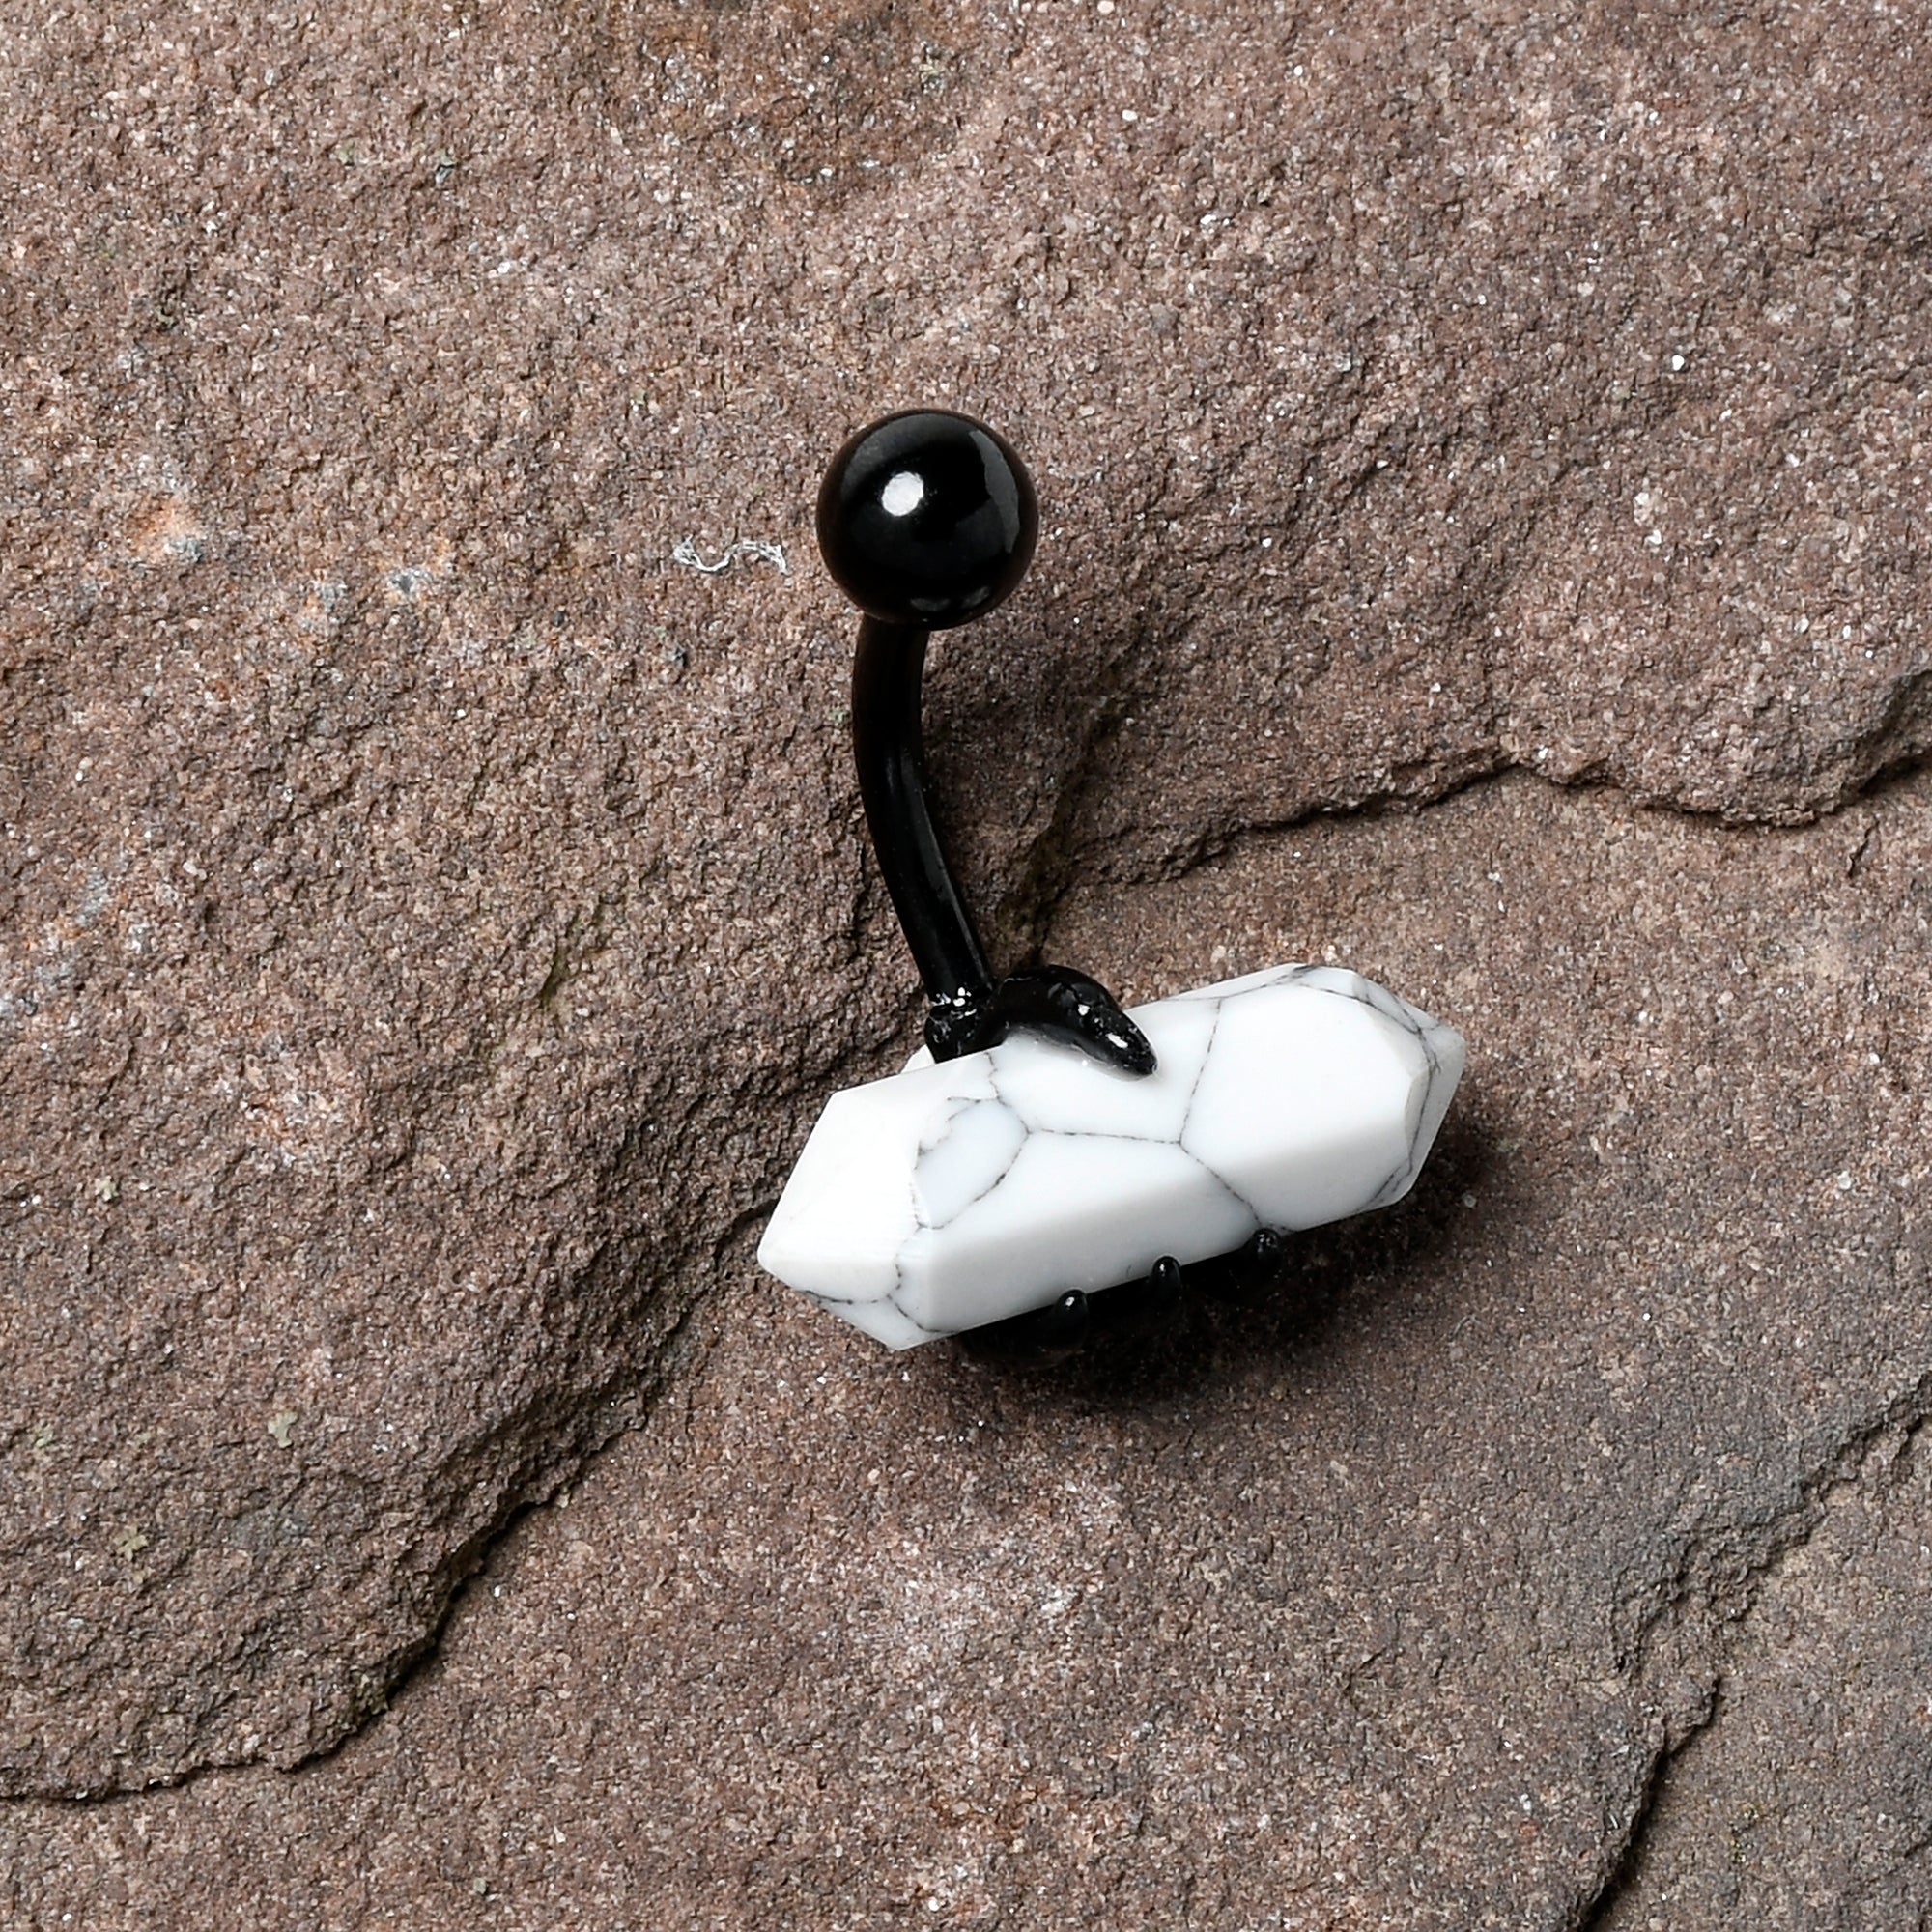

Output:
xmin=756 ymin=410 xmax=1466 ymax=1352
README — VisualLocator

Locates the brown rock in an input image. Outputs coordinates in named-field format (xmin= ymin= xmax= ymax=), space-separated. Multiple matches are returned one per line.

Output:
xmin=3 ymin=775 xmax=1932 ymax=1925
xmin=3 ymin=0 xmax=1932 ymax=1816
xmin=1601 ymin=1421 xmax=1932 ymax=1929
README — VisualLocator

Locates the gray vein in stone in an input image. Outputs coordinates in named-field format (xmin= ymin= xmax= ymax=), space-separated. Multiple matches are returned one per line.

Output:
xmin=1175 ymin=993 xmax=1226 ymax=1150
xmin=1299 ymin=966 xmax=1433 ymax=1042
xmin=1364 ymin=1026 xmax=1444 ymax=1210
xmin=914 ymin=1095 xmax=1029 ymax=1233
xmin=882 ymin=1290 xmax=949 ymax=1340
xmin=1360 ymin=1151 xmax=1418 ymax=1216
xmin=1173 ymin=998 xmax=1272 ymax=1229
xmin=1177 ymin=1144 xmax=1266 ymax=1235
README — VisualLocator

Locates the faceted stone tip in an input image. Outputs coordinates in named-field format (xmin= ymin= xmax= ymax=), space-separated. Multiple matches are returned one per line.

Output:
xmin=758 ymin=962 xmax=1465 ymax=1349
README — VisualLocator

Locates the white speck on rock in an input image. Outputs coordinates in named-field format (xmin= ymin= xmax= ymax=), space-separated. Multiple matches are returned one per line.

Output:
xmin=670 ymin=537 xmax=789 ymax=576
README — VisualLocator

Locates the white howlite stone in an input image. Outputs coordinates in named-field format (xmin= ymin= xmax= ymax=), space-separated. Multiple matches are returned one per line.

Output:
xmin=756 ymin=964 xmax=1465 ymax=1350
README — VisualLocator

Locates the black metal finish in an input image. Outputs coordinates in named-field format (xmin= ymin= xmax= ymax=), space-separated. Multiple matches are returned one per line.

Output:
xmin=850 ymin=615 xmax=998 ymax=1029
xmin=819 ymin=409 xmax=1154 ymax=1076
xmin=961 ymin=1231 xmax=1292 ymax=1367
xmin=990 ymin=964 xmax=1155 ymax=1076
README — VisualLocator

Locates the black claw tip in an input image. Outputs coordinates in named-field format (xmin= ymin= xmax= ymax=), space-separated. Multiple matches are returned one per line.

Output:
xmin=1243 ymin=1227 xmax=1287 ymax=1271
xmin=1100 ymin=1017 xmax=1157 ymax=1078
xmin=995 ymin=965 xmax=1157 ymax=1078
xmin=818 ymin=411 xmax=1038 ymax=630
xmin=961 ymin=1288 xmax=1092 ymax=1364
xmin=1200 ymin=1225 xmax=1291 ymax=1303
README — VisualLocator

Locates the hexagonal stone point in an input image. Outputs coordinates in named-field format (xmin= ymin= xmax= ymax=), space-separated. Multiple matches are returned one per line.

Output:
xmin=757 ymin=964 xmax=1465 ymax=1349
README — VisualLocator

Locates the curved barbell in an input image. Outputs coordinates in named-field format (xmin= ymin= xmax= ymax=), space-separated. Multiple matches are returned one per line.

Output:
xmin=816 ymin=409 xmax=1154 ymax=1077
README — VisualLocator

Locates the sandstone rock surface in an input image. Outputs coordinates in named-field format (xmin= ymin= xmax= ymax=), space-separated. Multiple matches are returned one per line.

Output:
xmin=4 ymin=0 xmax=1932 ymax=1915
xmin=5 ymin=776 xmax=1932 ymax=1925
xmin=1601 ymin=1418 xmax=1932 ymax=1930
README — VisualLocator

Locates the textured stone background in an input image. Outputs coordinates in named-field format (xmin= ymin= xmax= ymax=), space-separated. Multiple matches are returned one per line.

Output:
xmin=3 ymin=0 xmax=1931 ymax=1922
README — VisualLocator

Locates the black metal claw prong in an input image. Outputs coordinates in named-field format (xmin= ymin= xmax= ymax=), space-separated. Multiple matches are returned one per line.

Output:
xmin=818 ymin=410 xmax=1153 ymax=1080
xmin=1238 ymin=1227 xmax=1288 ymax=1282
xmin=962 ymin=1232 xmax=1300 ymax=1361
xmin=961 ymin=1229 xmax=1292 ymax=1360
xmin=960 ymin=1289 xmax=1093 ymax=1365
xmin=1200 ymin=1225 xmax=1292 ymax=1305
xmin=996 ymin=965 xmax=1155 ymax=1076
xmin=1144 ymin=1253 xmax=1185 ymax=1323
xmin=1093 ymin=1253 xmax=1186 ymax=1344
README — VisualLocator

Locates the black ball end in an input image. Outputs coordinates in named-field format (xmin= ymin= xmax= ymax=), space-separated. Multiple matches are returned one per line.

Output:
xmin=815 ymin=410 xmax=1038 ymax=630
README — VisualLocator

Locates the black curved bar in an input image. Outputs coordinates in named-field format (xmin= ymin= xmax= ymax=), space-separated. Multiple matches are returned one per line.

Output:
xmin=850 ymin=614 xmax=998 ymax=1021
xmin=818 ymin=408 xmax=1154 ymax=1074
